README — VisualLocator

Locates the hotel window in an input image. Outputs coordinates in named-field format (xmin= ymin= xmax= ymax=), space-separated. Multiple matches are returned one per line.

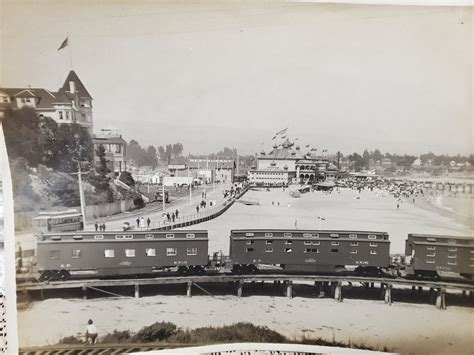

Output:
xmin=72 ymin=249 xmax=81 ymax=259
xmin=246 ymin=248 xmax=254 ymax=252
xmin=59 ymin=111 xmax=63 ymax=119
xmin=350 ymin=249 xmax=358 ymax=254
xmin=448 ymin=261 xmax=457 ymax=266
xmin=246 ymin=241 xmax=254 ymax=245
xmin=125 ymin=249 xmax=136 ymax=258
xmin=427 ymin=246 xmax=436 ymax=251
xmin=104 ymin=249 xmax=115 ymax=258
xmin=285 ymin=241 xmax=292 ymax=245
xmin=66 ymin=111 xmax=70 ymax=120
xmin=427 ymin=253 xmax=435 ymax=257
xmin=265 ymin=248 xmax=273 ymax=253
xmin=49 ymin=250 xmax=60 ymax=260
xmin=284 ymin=232 xmax=292 ymax=237
xmin=166 ymin=234 xmax=175 ymax=239
xmin=146 ymin=248 xmax=156 ymax=256
xmin=349 ymin=234 xmax=358 ymax=239
xmin=166 ymin=248 xmax=177 ymax=256
xmin=187 ymin=248 xmax=198 ymax=256
xmin=426 ymin=259 xmax=435 ymax=264
xmin=331 ymin=241 xmax=339 ymax=246
xmin=351 ymin=242 xmax=359 ymax=246
xmin=370 ymin=250 xmax=377 ymax=255
xmin=265 ymin=232 xmax=273 ymax=237
xmin=369 ymin=243 xmax=378 ymax=247
xmin=368 ymin=235 xmax=377 ymax=240
xmin=285 ymin=248 xmax=292 ymax=253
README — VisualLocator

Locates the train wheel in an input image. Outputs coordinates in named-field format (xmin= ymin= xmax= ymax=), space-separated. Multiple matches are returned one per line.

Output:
xmin=59 ymin=270 xmax=70 ymax=281
xmin=177 ymin=266 xmax=189 ymax=275
xmin=39 ymin=271 xmax=52 ymax=282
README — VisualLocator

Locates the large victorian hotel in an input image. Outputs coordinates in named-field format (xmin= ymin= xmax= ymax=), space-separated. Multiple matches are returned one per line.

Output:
xmin=248 ymin=138 xmax=339 ymax=185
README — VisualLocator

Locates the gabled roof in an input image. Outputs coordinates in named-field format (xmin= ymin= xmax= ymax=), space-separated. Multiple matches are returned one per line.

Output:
xmin=59 ymin=70 xmax=92 ymax=99
xmin=0 ymin=88 xmax=70 ymax=109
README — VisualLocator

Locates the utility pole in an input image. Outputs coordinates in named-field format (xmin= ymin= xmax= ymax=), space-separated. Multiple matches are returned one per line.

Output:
xmin=162 ymin=178 xmax=165 ymax=212
xmin=188 ymin=166 xmax=192 ymax=205
xmin=72 ymin=161 xmax=87 ymax=229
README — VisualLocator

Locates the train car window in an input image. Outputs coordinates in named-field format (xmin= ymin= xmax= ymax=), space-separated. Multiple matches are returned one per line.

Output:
xmin=246 ymin=241 xmax=254 ymax=245
xmin=246 ymin=248 xmax=254 ymax=252
xmin=266 ymin=240 xmax=273 ymax=245
xmin=311 ymin=233 xmax=319 ymax=238
xmin=351 ymin=242 xmax=359 ymax=246
xmin=369 ymin=242 xmax=378 ymax=247
xmin=116 ymin=235 xmax=133 ymax=240
xmin=447 ymin=239 xmax=456 ymax=244
xmin=448 ymin=261 xmax=457 ymax=265
xmin=370 ymin=250 xmax=377 ymax=255
xmin=427 ymin=246 xmax=436 ymax=250
xmin=304 ymin=248 xmax=318 ymax=253
xmin=73 ymin=235 xmax=83 ymax=240
xmin=349 ymin=234 xmax=358 ymax=239
xmin=285 ymin=248 xmax=292 ymax=253
xmin=426 ymin=259 xmax=435 ymax=264
xmin=368 ymin=235 xmax=377 ymax=240
xmin=427 ymin=237 xmax=437 ymax=242
xmin=166 ymin=248 xmax=177 ymax=256
xmin=448 ymin=254 xmax=457 ymax=259
xmin=331 ymin=241 xmax=339 ymax=246
xmin=145 ymin=234 xmax=154 ymax=239
xmin=125 ymin=249 xmax=136 ymax=257
xmin=72 ymin=249 xmax=81 ymax=258
xmin=303 ymin=233 xmax=312 ymax=238
xmin=264 ymin=233 xmax=273 ymax=237
xmin=427 ymin=253 xmax=435 ymax=257
xmin=166 ymin=234 xmax=175 ymax=239
xmin=330 ymin=248 xmax=339 ymax=253
xmin=146 ymin=248 xmax=156 ymax=256
xmin=312 ymin=241 xmax=320 ymax=245
xmin=304 ymin=241 xmax=312 ymax=245
xmin=330 ymin=234 xmax=339 ymax=238
xmin=284 ymin=232 xmax=292 ymax=237
xmin=186 ymin=234 xmax=195 ymax=238
xmin=448 ymin=248 xmax=457 ymax=252
xmin=245 ymin=232 xmax=254 ymax=237
xmin=51 ymin=236 xmax=61 ymax=241
xmin=94 ymin=235 xmax=104 ymax=240
xmin=265 ymin=248 xmax=273 ymax=253
xmin=187 ymin=248 xmax=198 ymax=256
xmin=104 ymin=249 xmax=115 ymax=258
xmin=49 ymin=250 xmax=60 ymax=259
xmin=285 ymin=241 xmax=292 ymax=245
xmin=350 ymin=249 xmax=357 ymax=254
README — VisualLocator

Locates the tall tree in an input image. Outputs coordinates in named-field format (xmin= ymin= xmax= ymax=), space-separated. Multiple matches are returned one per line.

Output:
xmin=146 ymin=146 xmax=158 ymax=168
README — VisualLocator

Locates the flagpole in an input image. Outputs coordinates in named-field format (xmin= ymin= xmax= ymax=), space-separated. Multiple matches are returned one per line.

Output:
xmin=67 ymin=32 xmax=73 ymax=69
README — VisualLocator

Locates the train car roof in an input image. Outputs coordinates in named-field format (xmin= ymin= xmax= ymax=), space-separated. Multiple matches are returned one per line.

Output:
xmin=230 ymin=229 xmax=388 ymax=234
xmin=408 ymin=233 xmax=474 ymax=240
xmin=38 ymin=230 xmax=208 ymax=236
xmin=33 ymin=213 xmax=82 ymax=220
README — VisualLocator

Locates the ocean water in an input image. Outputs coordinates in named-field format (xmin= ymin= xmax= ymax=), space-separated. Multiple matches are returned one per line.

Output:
xmin=178 ymin=188 xmax=471 ymax=255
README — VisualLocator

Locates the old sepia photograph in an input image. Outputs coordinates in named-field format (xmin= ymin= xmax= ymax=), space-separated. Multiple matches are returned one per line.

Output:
xmin=0 ymin=1 xmax=473 ymax=354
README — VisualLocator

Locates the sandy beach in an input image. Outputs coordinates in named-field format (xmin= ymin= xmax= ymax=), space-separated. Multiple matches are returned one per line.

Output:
xmin=17 ymin=187 xmax=474 ymax=353
xmin=18 ymin=295 xmax=474 ymax=354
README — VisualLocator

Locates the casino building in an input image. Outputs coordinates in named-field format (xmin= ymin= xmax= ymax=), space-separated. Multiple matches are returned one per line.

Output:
xmin=248 ymin=138 xmax=338 ymax=185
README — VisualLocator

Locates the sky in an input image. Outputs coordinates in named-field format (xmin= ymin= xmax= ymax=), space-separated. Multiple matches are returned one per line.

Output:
xmin=1 ymin=1 xmax=472 ymax=156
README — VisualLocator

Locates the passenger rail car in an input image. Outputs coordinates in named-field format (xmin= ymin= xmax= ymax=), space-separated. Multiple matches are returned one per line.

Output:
xmin=229 ymin=229 xmax=390 ymax=275
xmin=405 ymin=234 xmax=474 ymax=280
xmin=36 ymin=230 xmax=209 ymax=281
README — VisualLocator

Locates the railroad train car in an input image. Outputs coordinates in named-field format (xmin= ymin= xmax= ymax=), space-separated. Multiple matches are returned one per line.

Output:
xmin=229 ymin=229 xmax=390 ymax=275
xmin=36 ymin=230 xmax=209 ymax=281
xmin=405 ymin=234 xmax=474 ymax=280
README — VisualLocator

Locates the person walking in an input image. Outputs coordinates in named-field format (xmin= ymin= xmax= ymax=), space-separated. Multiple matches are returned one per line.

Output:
xmin=147 ymin=217 xmax=151 ymax=228
xmin=196 ymin=205 xmax=200 ymax=213
xmin=102 ymin=223 xmax=106 ymax=231
xmin=94 ymin=222 xmax=98 ymax=231
xmin=166 ymin=212 xmax=171 ymax=222
xmin=175 ymin=209 xmax=179 ymax=219
xmin=140 ymin=217 xmax=145 ymax=228
xmin=85 ymin=319 xmax=98 ymax=344
xmin=136 ymin=218 xmax=140 ymax=228
xmin=172 ymin=213 xmax=175 ymax=222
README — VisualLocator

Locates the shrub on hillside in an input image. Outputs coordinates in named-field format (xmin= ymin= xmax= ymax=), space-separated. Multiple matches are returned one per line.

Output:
xmin=100 ymin=329 xmax=132 ymax=343
xmin=132 ymin=322 xmax=177 ymax=343
xmin=58 ymin=335 xmax=83 ymax=344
